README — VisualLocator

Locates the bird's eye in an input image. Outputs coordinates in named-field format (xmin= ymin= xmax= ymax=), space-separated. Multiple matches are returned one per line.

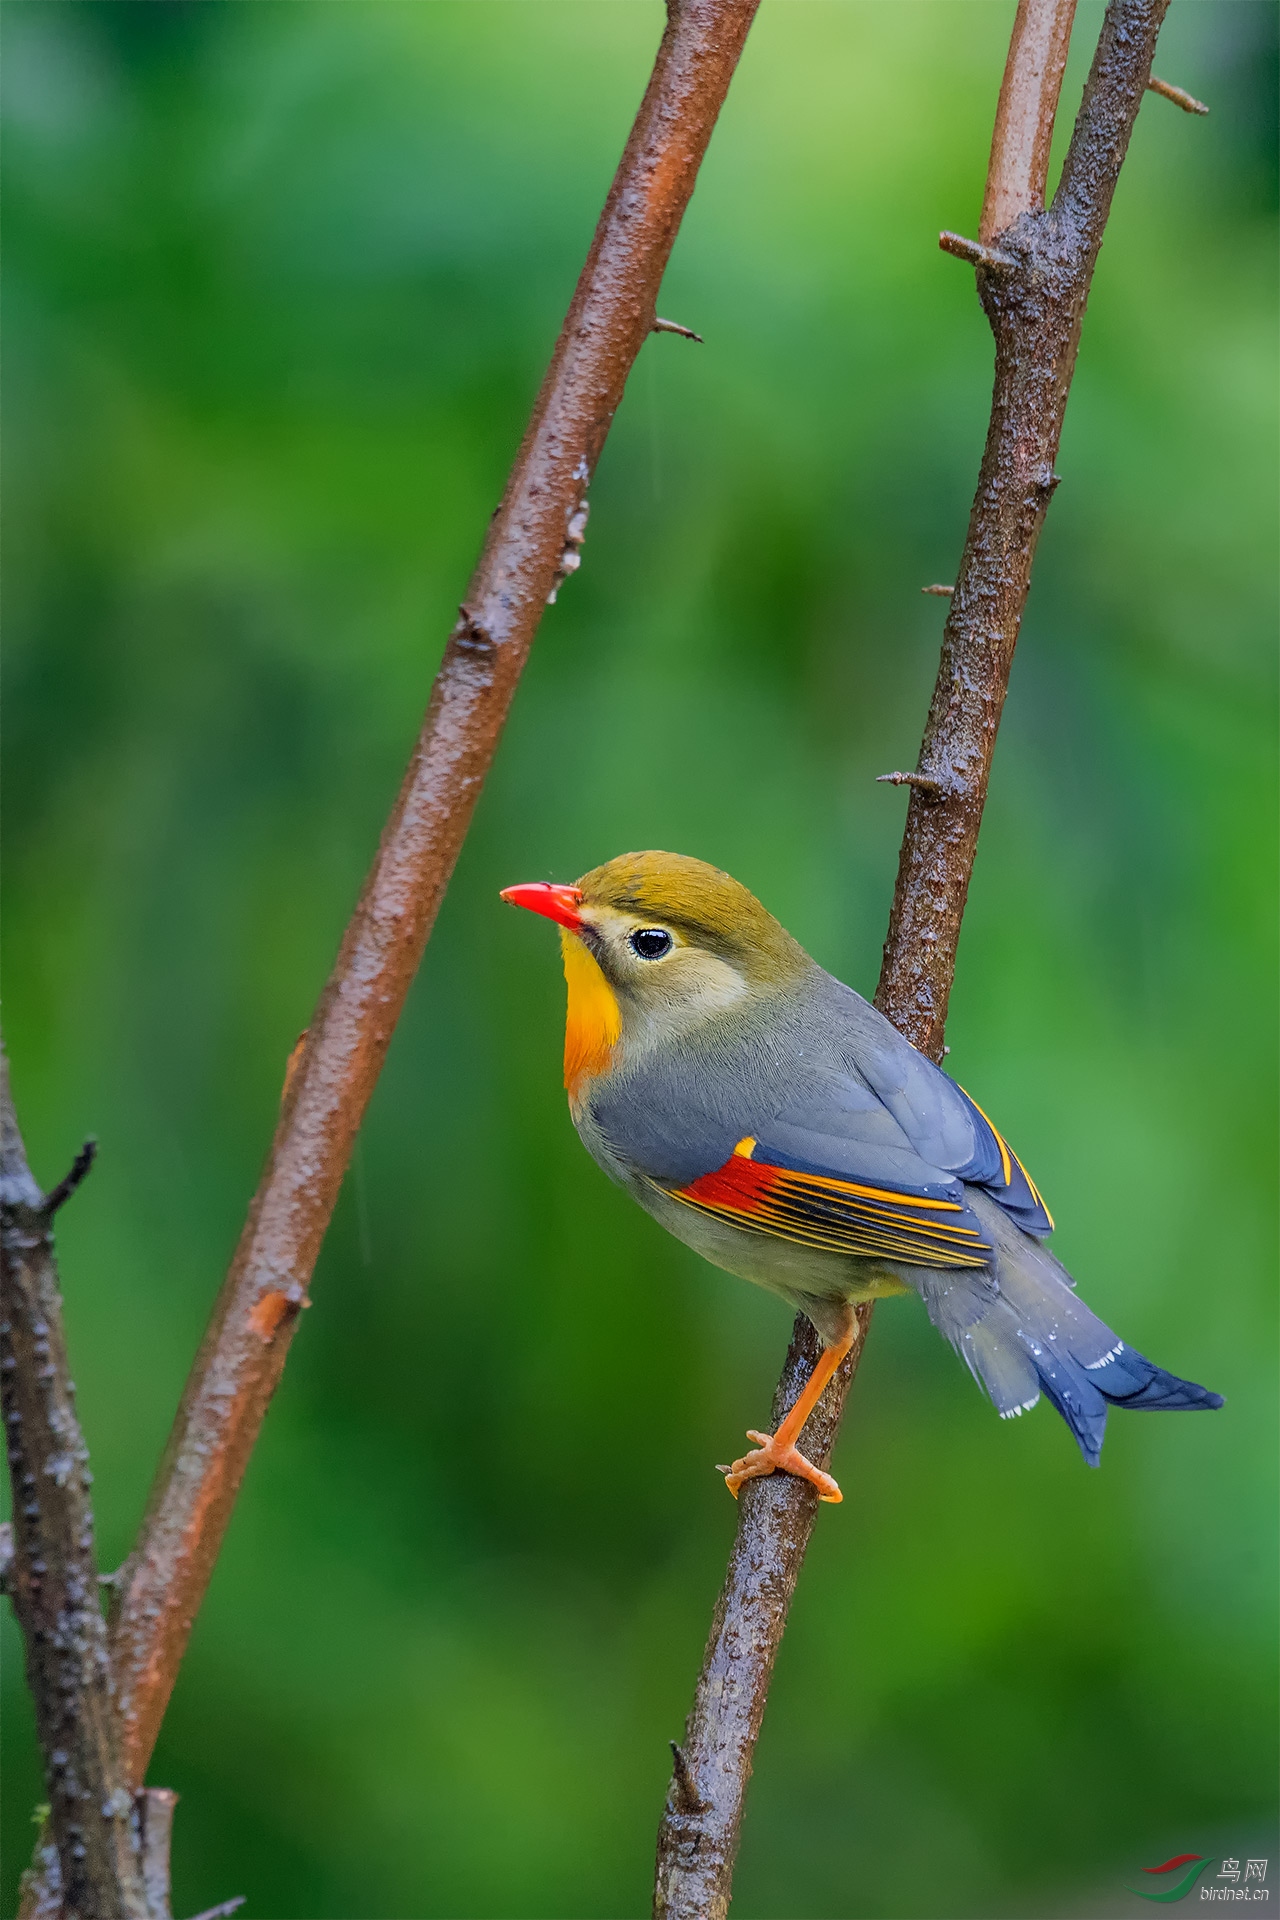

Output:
xmin=629 ymin=927 xmax=673 ymax=961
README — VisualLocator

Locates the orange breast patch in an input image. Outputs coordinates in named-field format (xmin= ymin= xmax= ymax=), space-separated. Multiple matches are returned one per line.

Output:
xmin=560 ymin=932 xmax=621 ymax=1097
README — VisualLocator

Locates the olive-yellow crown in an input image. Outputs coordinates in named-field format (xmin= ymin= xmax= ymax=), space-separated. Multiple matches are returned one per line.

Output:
xmin=575 ymin=851 xmax=809 ymax=983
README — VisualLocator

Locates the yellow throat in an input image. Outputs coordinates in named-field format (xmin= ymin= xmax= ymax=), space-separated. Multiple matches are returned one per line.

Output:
xmin=560 ymin=931 xmax=620 ymax=1099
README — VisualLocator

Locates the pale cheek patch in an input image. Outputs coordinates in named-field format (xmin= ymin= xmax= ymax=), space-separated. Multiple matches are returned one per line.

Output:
xmin=667 ymin=954 xmax=750 ymax=1019
xmin=625 ymin=952 xmax=749 ymax=1057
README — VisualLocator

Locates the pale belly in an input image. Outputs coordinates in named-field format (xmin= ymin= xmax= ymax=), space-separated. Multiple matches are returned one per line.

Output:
xmin=573 ymin=1101 xmax=913 ymax=1345
xmin=635 ymin=1174 xmax=914 ymax=1305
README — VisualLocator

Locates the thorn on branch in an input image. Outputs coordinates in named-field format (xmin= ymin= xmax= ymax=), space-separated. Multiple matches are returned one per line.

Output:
xmin=939 ymin=230 xmax=1017 ymax=272
xmin=669 ymin=1740 xmax=711 ymax=1815
xmin=454 ymin=603 xmax=494 ymax=654
xmin=652 ymin=316 xmax=704 ymax=342
xmin=183 ymin=1899 xmax=246 ymax=1920
xmin=1147 ymin=75 xmax=1209 ymax=115
xmin=876 ymin=771 xmax=948 ymax=800
xmin=41 ymin=1140 xmax=97 ymax=1218
xmin=922 ymin=583 xmax=954 ymax=596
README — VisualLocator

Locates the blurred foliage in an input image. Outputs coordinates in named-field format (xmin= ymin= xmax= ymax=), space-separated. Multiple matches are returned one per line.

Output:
xmin=2 ymin=2 xmax=1276 ymax=1916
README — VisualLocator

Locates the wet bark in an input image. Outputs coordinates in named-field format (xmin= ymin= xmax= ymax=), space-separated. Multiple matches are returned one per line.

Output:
xmin=105 ymin=0 xmax=765 ymax=1791
xmin=653 ymin=2 xmax=1176 ymax=1912
xmin=1 ymin=1053 xmax=151 ymax=1920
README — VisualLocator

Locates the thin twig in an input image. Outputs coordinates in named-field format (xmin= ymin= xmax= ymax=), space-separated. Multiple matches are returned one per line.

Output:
xmin=652 ymin=317 xmax=705 ymax=342
xmin=42 ymin=1138 xmax=98 ymax=1218
xmin=1147 ymin=74 xmax=1208 ymax=114
xmin=653 ymin=2 xmax=1174 ymax=1913
xmin=1 ymin=1047 xmax=153 ymax=1919
xmin=106 ymin=0 xmax=764 ymax=1792
xmin=938 ymin=230 xmax=1018 ymax=271
xmin=183 ymin=1899 xmax=245 ymax=1920
xmin=921 ymin=583 xmax=954 ymax=595
xmin=981 ymin=0 xmax=1079 ymax=242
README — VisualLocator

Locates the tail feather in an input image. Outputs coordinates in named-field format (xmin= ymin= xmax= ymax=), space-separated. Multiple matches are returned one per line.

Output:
xmin=1083 ymin=1342 xmax=1225 ymax=1412
xmin=1015 ymin=1333 xmax=1110 ymax=1467
xmin=964 ymin=1309 xmax=1041 ymax=1419
xmin=913 ymin=1189 xmax=1223 ymax=1466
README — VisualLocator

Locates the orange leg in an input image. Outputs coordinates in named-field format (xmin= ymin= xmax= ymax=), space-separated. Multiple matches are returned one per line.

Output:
xmin=724 ymin=1307 xmax=857 ymax=1504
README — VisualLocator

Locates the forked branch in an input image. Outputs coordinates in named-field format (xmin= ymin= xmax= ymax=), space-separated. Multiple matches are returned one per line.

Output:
xmin=653 ymin=2 xmax=1177 ymax=1912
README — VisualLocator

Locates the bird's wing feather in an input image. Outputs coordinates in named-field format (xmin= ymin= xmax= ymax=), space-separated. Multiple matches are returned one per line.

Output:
xmin=667 ymin=1132 xmax=994 ymax=1268
xmin=823 ymin=976 xmax=1054 ymax=1235
xmin=588 ymin=969 xmax=1052 ymax=1250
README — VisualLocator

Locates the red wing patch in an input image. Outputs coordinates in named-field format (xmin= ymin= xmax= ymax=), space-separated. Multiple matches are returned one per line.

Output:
xmin=668 ymin=1137 xmax=992 ymax=1268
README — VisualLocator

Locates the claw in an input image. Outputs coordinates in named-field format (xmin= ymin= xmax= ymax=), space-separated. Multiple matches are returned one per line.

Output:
xmin=722 ymin=1430 xmax=842 ymax=1503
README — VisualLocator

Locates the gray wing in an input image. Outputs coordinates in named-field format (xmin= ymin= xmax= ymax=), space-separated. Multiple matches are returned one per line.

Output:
xmin=587 ymin=968 xmax=1053 ymax=1241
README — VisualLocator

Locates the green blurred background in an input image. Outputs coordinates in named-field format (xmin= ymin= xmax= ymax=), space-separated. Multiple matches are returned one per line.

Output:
xmin=2 ymin=2 xmax=1276 ymax=1915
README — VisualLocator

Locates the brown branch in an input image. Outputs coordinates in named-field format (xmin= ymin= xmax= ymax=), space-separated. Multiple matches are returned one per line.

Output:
xmin=981 ymin=0 xmax=1079 ymax=242
xmin=104 ymin=0 xmax=763 ymax=1791
xmin=0 ymin=1047 xmax=153 ymax=1920
xmin=882 ymin=0 xmax=1171 ymax=1058
xmin=652 ymin=1 xmax=1173 ymax=1913
xmin=653 ymin=1308 xmax=871 ymax=1916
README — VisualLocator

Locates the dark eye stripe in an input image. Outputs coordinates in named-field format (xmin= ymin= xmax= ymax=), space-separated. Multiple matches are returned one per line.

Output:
xmin=629 ymin=927 xmax=673 ymax=960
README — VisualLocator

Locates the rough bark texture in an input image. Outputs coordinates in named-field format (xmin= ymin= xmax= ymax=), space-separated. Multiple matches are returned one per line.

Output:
xmin=652 ymin=2 xmax=1172 ymax=1913
xmin=879 ymin=0 xmax=1170 ymax=1059
xmin=106 ymin=0 xmax=764 ymax=1789
xmin=654 ymin=1306 xmax=871 ymax=1913
xmin=0 ymin=1055 xmax=150 ymax=1920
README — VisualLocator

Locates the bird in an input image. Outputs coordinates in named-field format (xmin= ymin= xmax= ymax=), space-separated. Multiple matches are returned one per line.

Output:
xmin=501 ymin=851 xmax=1223 ymax=1502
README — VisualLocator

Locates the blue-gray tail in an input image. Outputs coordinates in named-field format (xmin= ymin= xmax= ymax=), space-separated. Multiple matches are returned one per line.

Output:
xmin=914 ymin=1189 xmax=1223 ymax=1467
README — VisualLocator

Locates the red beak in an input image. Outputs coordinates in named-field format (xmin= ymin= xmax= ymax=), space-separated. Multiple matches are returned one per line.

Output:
xmin=500 ymin=881 xmax=585 ymax=931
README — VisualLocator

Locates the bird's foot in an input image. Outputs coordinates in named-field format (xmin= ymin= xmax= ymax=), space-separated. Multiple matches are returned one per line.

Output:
xmin=722 ymin=1430 xmax=842 ymax=1503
